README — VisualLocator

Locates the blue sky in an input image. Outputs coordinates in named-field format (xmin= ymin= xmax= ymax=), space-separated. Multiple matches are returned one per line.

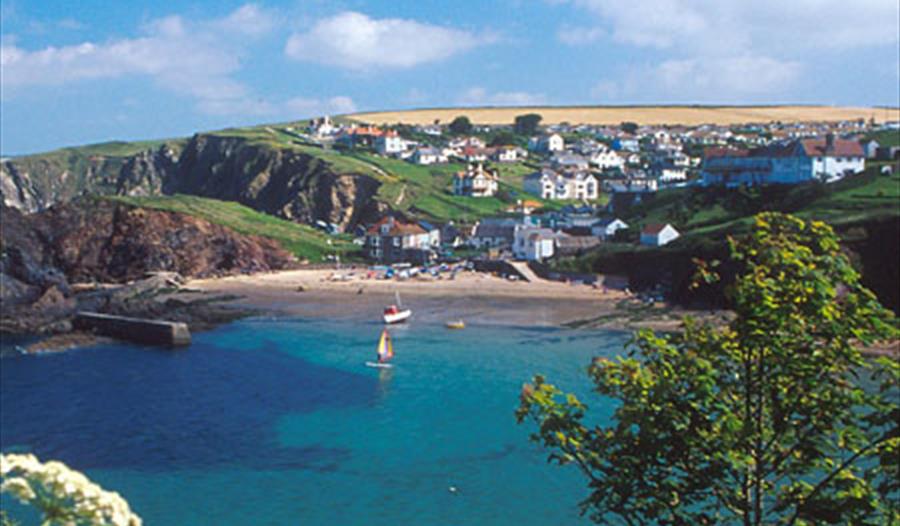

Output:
xmin=2 ymin=0 xmax=898 ymax=154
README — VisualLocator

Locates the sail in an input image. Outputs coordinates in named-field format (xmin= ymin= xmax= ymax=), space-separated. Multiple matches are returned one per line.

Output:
xmin=377 ymin=329 xmax=394 ymax=363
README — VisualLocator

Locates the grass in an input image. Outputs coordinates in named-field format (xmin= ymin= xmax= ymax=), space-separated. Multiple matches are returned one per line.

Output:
xmin=106 ymin=194 xmax=359 ymax=262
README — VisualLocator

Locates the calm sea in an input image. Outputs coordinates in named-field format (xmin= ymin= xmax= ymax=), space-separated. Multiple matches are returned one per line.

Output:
xmin=1 ymin=317 xmax=628 ymax=525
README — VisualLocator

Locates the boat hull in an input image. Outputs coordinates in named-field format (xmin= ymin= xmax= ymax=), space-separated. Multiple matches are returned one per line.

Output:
xmin=365 ymin=361 xmax=394 ymax=368
xmin=383 ymin=310 xmax=412 ymax=324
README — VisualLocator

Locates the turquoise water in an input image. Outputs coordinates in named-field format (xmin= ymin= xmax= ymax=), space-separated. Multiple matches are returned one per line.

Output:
xmin=1 ymin=318 xmax=628 ymax=524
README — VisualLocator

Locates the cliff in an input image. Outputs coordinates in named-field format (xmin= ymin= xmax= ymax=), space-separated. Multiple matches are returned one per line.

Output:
xmin=0 ymin=199 xmax=297 ymax=334
xmin=0 ymin=134 xmax=383 ymax=232
xmin=171 ymin=134 xmax=383 ymax=230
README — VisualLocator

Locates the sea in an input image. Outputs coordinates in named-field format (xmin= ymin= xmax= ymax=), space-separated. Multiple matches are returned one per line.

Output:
xmin=1 ymin=317 xmax=628 ymax=525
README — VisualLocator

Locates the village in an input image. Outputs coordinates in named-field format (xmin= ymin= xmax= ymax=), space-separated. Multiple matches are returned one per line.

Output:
xmin=288 ymin=113 xmax=898 ymax=278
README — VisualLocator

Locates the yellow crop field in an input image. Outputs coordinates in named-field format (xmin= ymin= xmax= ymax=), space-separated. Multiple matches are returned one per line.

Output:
xmin=349 ymin=105 xmax=899 ymax=127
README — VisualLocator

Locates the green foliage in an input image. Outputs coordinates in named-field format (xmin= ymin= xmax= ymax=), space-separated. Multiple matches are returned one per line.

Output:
xmin=514 ymin=114 xmax=543 ymax=135
xmin=107 ymin=195 xmax=358 ymax=262
xmin=488 ymin=131 xmax=520 ymax=147
xmin=0 ymin=510 xmax=19 ymax=526
xmin=620 ymin=122 xmax=639 ymax=135
xmin=518 ymin=213 xmax=899 ymax=525
xmin=448 ymin=116 xmax=473 ymax=135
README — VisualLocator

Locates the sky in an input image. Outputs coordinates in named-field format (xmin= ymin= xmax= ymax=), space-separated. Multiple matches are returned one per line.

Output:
xmin=1 ymin=0 xmax=898 ymax=155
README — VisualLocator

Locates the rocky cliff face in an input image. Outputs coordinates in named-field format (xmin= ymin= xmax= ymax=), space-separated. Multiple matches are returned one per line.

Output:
xmin=1 ymin=199 xmax=297 ymax=333
xmin=172 ymin=134 xmax=383 ymax=230
xmin=0 ymin=145 xmax=181 ymax=213
xmin=1 ymin=135 xmax=384 ymax=232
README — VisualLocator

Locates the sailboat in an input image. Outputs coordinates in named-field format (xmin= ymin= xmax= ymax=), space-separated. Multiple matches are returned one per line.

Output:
xmin=383 ymin=291 xmax=412 ymax=324
xmin=366 ymin=328 xmax=394 ymax=368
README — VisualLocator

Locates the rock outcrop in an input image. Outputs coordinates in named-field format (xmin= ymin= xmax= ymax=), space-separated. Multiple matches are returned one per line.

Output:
xmin=171 ymin=134 xmax=383 ymax=231
xmin=1 ymin=135 xmax=384 ymax=232
xmin=0 ymin=199 xmax=297 ymax=334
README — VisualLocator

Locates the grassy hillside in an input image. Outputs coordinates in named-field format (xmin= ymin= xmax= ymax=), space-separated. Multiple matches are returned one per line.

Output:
xmin=107 ymin=194 xmax=358 ymax=262
xmin=195 ymin=123 xmax=575 ymax=222
xmin=557 ymin=168 xmax=900 ymax=310
xmin=617 ymin=168 xmax=900 ymax=243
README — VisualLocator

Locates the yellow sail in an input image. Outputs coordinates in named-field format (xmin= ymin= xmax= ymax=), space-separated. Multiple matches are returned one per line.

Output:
xmin=377 ymin=329 xmax=393 ymax=362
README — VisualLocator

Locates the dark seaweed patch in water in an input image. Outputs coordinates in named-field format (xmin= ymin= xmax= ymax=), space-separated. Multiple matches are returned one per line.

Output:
xmin=0 ymin=339 xmax=375 ymax=473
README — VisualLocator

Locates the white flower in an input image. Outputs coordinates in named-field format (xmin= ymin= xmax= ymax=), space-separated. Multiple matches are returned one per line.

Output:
xmin=0 ymin=453 xmax=142 ymax=526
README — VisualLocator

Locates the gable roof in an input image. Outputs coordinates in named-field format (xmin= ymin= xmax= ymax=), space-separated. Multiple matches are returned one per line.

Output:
xmin=367 ymin=216 xmax=427 ymax=236
xmin=641 ymin=223 xmax=674 ymax=235
xmin=799 ymin=138 xmax=864 ymax=157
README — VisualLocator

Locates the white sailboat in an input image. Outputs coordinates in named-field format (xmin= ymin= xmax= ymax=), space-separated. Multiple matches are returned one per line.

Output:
xmin=383 ymin=291 xmax=411 ymax=324
xmin=365 ymin=328 xmax=394 ymax=368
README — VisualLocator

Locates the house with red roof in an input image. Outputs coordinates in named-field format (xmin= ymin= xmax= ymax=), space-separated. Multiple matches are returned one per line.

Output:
xmin=640 ymin=223 xmax=680 ymax=247
xmin=701 ymin=134 xmax=865 ymax=186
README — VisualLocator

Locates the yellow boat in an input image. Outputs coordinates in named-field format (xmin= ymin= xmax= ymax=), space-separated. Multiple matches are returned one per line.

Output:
xmin=445 ymin=320 xmax=465 ymax=329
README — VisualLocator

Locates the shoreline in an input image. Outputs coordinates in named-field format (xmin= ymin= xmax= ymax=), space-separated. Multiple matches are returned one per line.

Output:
xmin=185 ymin=268 xmax=635 ymax=327
xmin=184 ymin=268 xmax=735 ymax=331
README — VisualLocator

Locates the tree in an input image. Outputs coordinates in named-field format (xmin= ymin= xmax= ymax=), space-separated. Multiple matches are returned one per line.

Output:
xmin=514 ymin=113 xmax=543 ymax=135
xmin=620 ymin=121 xmax=639 ymax=135
xmin=448 ymin=116 xmax=473 ymax=135
xmin=489 ymin=131 xmax=519 ymax=147
xmin=517 ymin=213 xmax=898 ymax=525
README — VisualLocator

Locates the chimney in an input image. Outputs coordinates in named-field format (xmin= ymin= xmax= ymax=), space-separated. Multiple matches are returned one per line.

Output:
xmin=825 ymin=133 xmax=835 ymax=153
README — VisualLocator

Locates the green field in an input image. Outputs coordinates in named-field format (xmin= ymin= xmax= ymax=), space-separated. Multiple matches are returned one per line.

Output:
xmin=107 ymin=194 xmax=358 ymax=262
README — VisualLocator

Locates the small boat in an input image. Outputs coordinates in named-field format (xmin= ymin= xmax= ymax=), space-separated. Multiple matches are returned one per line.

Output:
xmin=445 ymin=320 xmax=465 ymax=329
xmin=366 ymin=328 xmax=394 ymax=368
xmin=383 ymin=291 xmax=411 ymax=324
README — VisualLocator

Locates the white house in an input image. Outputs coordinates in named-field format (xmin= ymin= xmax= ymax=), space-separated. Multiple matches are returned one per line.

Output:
xmin=604 ymin=178 xmax=658 ymax=194
xmin=307 ymin=116 xmax=336 ymax=137
xmin=492 ymin=146 xmax=526 ymax=163
xmin=640 ymin=224 xmax=680 ymax=246
xmin=375 ymin=132 xmax=405 ymax=155
xmin=523 ymin=170 xmax=599 ymax=200
xmin=448 ymin=136 xmax=486 ymax=150
xmin=412 ymin=147 xmax=447 ymax=165
xmin=455 ymin=147 xmax=490 ymax=163
xmin=591 ymin=150 xmax=626 ymax=170
xmin=701 ymin=135 xmax=865 ymax=186
xmin=453 ymin=163 xmax=499 ymax=197
xmin=591 ymin=218 xmax=629 ymax=240
xmin=513 ymin=225 xmax=556 ymax=261
xmin=551 ymin=153 xmax=590 ymax=171
xmin=656 ymin=167 xmax=688 ymax=184
xmin=528 ymin=133 xmax=565 ymax=153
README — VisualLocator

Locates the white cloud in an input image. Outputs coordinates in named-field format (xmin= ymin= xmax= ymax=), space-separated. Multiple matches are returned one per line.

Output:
xmin=457 ymin=87 xmax=547 ymax=106
xmin=284 ymin=11 xmax=491 ymax=70
xmin=285 ymin=95 xmax=357 ymax=116
xmin=561 ymin=0 xmax=899 ymax=53
xmin=655 ymin=55 xmax=802 ymax=95
xmin=559 ymin=0 xmax=898 ymax=100
xmin=557 ymin=25 xmax=605 ymax=46
xmin=0 ymin=4 xmax=282 ymax=116
xmin=212 ymin=4 xmax=277 ymax=37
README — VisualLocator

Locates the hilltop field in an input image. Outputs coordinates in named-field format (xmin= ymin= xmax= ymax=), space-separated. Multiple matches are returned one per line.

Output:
xmin=350 ymin=105 xmax=900 ymax=126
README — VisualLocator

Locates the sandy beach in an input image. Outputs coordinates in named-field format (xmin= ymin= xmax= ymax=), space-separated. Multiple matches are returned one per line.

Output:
xmin=185 ymin=268 xmax=637 ymax=327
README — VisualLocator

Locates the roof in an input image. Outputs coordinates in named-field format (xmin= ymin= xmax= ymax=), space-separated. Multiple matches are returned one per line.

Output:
xmin=800 ymin=138 xmax=864 ymax=157
xmin=594 ymin=217 xmax=626 ymax=228
xmin=367 ymin=216 xmax=427 ymax=236
xmin=641 ymin=223 xmax=674 ymax=235
xmin=704 ymin=147 xmax=748 ymax=159
xmin=474 ymin=223 xmax=516 ymax=239
xmin=555 ymin=235 xmax=601 ymax=249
